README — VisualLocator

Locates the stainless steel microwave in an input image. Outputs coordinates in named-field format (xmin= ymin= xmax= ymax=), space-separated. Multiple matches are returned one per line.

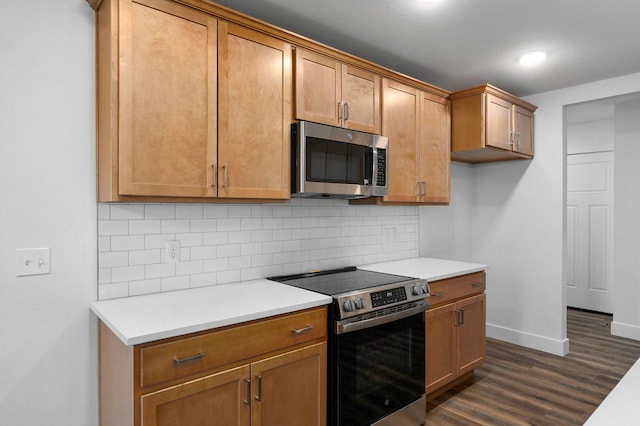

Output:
xmin=291 ymin=121 xmax=388 ymax=199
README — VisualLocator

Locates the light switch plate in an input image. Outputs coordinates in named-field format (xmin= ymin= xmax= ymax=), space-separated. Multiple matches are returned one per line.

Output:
xmin=16 ymin=248 xmax=51 ymax=276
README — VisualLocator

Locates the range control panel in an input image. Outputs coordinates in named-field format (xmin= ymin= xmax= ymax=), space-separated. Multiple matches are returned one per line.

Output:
xmin=335 ymin=279 xmax=430 ymax=319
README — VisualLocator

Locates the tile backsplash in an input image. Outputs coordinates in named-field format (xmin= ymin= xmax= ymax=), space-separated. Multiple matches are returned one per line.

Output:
xmin=98 ymin=199 xmax=419 ymax=300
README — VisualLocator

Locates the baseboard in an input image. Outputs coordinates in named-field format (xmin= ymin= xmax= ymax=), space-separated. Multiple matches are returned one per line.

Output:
xmin=611 ymin=321 xmax=640 ymax=341
xmin=486 ymin=323 xmax=570 ymax=356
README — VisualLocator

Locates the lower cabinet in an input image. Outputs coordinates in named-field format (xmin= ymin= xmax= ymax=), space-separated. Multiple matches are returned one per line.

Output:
xmin=426 ymin=272 xmax=486 ymax=396
xmin=98 ymin=306 xmax=327 ymax=426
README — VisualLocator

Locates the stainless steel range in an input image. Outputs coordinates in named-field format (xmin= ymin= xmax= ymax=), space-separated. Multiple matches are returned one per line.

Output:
xmin=269 ymin=266 xmax=430 ymax=426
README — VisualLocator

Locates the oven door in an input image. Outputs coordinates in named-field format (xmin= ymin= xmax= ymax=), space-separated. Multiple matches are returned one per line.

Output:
xmin=332 ymin=304 xmax=426 ymax=426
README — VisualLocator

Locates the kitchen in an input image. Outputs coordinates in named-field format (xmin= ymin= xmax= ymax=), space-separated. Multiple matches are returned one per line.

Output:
xmin=1 ymin=0 xmax=640 ymax=425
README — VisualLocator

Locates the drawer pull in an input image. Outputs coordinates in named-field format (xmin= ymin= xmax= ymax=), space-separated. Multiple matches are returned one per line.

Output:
xmin=471 ymin=282 xmax=482 ymax=288
xmin=432 ymin=291 xmax=444 ymax=297
xmin=173 ymin=352 xmax=206 ymax=365
xmin=290 ymin=325 xmax=314 ymax=335
xmin=255 ymin=374 xmax=263 ymax=401
xmin=243 ymin=378 xmax=251 ymax=405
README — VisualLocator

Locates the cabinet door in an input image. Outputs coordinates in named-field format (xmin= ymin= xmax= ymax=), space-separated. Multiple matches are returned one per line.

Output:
xmin=295 ymin=48 xmax=342 ymax=127
xmin=251 ymin=342 xmax=327 ymax=426
xmin=426 ymin=303 xmax=457 ymax=394
xmin=456 ymin=293 xmax=486 ymax=376
xmin=485 ymin=93 xmax=512 ymax=151
xmin=513 ymin=105 xmax=534 ymax=156
xmin=419 ymin=92 xmax=450 ymax=204
xmin=381 ymin=79 xmax=420 ymax=203
xmin=119 ymin=0 xmax=217 ymax=197
xmin=341 ymin=65 xmax=381 ymax=133
xmin=140 ymin=365 xmax=250 ymax=426
xmin=218 ymin=22 xmax=292 ymax=199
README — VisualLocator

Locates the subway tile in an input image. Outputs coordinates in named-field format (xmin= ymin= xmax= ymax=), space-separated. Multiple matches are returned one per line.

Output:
xmin=262 ymin=218 xmax=283 ymax=230
xmin=98 ymin=282 xmax=129 ymax=300
xmin=203 ymin=232 xmax=229 ymax=245
xmin=272 ymin=205 xmax=292 ymax=218
xmin=282 ymin=240 xmax=301 ymax=252
xmin=161 ymin=275 xmax=190 ymax=292
xmin=203 ymin=258 xmax=229 ymax=272
xmin=241 ymin=267 xmax=263 ymax=281
xmin=98 ymin=268 xmax=111 ymax=284
xmin=241 ymin=218 xmax=262 ymax=231
xmin=99 ymin=251 xmax=128 ymax=268
xmin=190 ymin=272 xmax=217 ymax=288
xmin=129 ymin=220 xmax=161 ymax=235
xmin=216 ymin=244 xmax=241 ymax=258
xmin=145 ymin=262 xmax=176 ymax=279
xmin=251 ymin=253 xmax=273 ymax=267
xmin=272 ymin=229 xmax=293 ymax=241
xmin=189 ymin=219 xmax=216 ymax=233
xmin=98 ymin=220 xmax=128 ymax=236
xmin=217 ymin=218 xmax=241 ymax=232
xmin=98 ymin=236 xmax=111 ymax=252
xmin=229 ymin=205 xmax=252 ymax=218
xmin=111 ymin=235 xmax=145 ymax=251
xmin=262 ymin=264 xmax=283 ymax=278
xmin=175 ymin=232 xmax=203 ymax=247
xmin=251 ymin=205 xmax=273 ymax=218
xmin=176 ymin=205 xmax=203 ymax=219
xmin=229 ymin=230 xmax=252 ymax=244
xmin=190 ymin=245 xmax=216 ymax=260
xmin=97 ymin=204 xmax=111 ymax=220
xmin=111 ymin=265 xmax=145 ymax=283
xmin=203 ymin=205 xmax=228 ymax=218
xmin=145 ymin=234 xmax=176 ymax=249
xmin=241 ymin=242 xmax=262 ymax=256
xmin=272 ymin=252 xmax=293 ymax=265
xmin=161 ymin=219 xmax=190 ymax=234
xmin=145 ymin=204 xmax=176 ymax=219
xmin=176 ymin=260 xmax=203 ymax=276
xmin=229 ymin=255 xmax=252 ymax=270
xmin=282 ymin=217 xmax=302 ymax=229
xmin=129 ymin=279 xmax=161 ymax=296
xmin=217 ymin=269 xmax=241 ymax=284
xmin=251 ymin=230 xmax=273 ymax=242
xmin=129 ymin=249 xmax=161 ymax=265
xmin=262 ymin=241 xmax=283 ymax=254
xmin=111 ymin=204 xmax=145 ymax=220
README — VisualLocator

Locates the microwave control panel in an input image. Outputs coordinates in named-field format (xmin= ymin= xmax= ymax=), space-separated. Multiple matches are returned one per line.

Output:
xmin=376 ymin=148 xmax=387 ymax=186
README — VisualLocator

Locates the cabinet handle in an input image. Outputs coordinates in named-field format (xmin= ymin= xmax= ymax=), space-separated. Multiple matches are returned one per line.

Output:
xmin=472 ymin=282 xmax=482 ymax=288
xmin=255 ymin=374 xmax=263 ymax=401
xmin=221 ymin=165 xmax=228 ymax=188
xmin=459 ymin=309 xmax=465 ymax=325
xmin=344 ymin=102 xmax=350 ymax=121
xmin=173 ymin=352 xmax=206 ymax=365
xmin=290 ymin=325 xmax=314 ymax=335
xmin=510 ymin=131 xmax=521 ymax=146
xmin=243 ymin=378 xmax=251 ymax=405
xmin=212 ymin=164 xmax=217 ymax=189
xmin=432 ymin=291 xmax=444 ymax=297
xmin=421 ymin=181 xmax=427 ymax=196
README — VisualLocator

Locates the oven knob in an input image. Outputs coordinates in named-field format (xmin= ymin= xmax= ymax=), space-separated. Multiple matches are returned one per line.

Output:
xmin=343 ymin=300 xmax=354 ymax=312
xmin=354 ymin=298 xmax=364 ymax=310
xmin=412 ymin=285 xmax=422 ymax=296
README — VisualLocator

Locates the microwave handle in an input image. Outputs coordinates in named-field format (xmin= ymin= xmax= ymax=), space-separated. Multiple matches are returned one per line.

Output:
xmin=372 ymin=147 xmax=378 ymax=187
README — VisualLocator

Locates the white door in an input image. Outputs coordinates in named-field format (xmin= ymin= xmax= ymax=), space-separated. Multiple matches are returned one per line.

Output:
xmin=566 ymin=151 xmax=614 ymax=313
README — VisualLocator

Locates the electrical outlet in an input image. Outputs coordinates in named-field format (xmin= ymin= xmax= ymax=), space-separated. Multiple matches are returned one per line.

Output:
xmin=166 ymin=240 xmax=180 ymax=263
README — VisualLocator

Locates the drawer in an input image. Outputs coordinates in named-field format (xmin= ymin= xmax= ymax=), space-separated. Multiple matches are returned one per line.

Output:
xmin=428 ymin=271 xmax=485 ymax=308
xmin=139 ymin=306 xmax=327 ymax=388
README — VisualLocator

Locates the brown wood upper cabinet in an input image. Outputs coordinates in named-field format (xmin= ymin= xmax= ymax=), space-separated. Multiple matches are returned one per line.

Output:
xmin=450 ymin=84 xmax=537 ymax=163
xmin=295 ymin=48 xmax=381 ymax=134
xmin=95 ymin=0 xmax=291 ymax=202
xmin=379 ymin=79 xmax=450 ymax=204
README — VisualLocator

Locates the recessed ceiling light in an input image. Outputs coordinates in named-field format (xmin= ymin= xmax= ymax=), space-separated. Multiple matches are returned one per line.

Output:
xmin=519 ymin=51 xmax=547 ymax=66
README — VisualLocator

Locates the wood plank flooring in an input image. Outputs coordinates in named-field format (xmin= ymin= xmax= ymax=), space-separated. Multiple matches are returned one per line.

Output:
xmin=424 ymin=308 xmax=640 ymax=425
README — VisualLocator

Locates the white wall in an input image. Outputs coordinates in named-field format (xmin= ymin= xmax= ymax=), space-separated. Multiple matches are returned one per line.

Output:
xmin=612 ymin=100 xmax=640 ymax=340
xmin=0 ymin=1 xmax=98 ymax=425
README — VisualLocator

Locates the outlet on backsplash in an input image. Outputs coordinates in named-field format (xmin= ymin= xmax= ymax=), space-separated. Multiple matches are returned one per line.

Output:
xmin=166 ymin=240 xmax=180 ymax=263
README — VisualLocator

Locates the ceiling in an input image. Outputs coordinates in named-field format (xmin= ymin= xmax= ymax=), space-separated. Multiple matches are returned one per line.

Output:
xmin=211 ymin=0 xmax=640 ymax=97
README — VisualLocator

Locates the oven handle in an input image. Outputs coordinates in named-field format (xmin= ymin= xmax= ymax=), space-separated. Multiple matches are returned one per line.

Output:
xmin=336 ymin=301 xmax=429 ymax=335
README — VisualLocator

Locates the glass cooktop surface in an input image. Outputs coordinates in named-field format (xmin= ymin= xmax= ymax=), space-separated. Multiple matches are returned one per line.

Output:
xmin=268 ymin=267 xmax=416 ymax=296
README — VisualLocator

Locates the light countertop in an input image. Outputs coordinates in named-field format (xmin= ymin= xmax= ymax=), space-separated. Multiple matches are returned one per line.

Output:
xmin=91 ymin=257 xmax=487 ymax=347
xmin=584 ymin=356 xmax=640 ymax=425
xmin=359 ymin=257 xmax=488 ymax=281
xmin=90 ymin=279 xmax=332 ymax=346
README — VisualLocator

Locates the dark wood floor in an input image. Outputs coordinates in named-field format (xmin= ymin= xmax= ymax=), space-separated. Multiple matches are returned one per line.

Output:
xmin=425 ymin=308 xmax=640 ymax=425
